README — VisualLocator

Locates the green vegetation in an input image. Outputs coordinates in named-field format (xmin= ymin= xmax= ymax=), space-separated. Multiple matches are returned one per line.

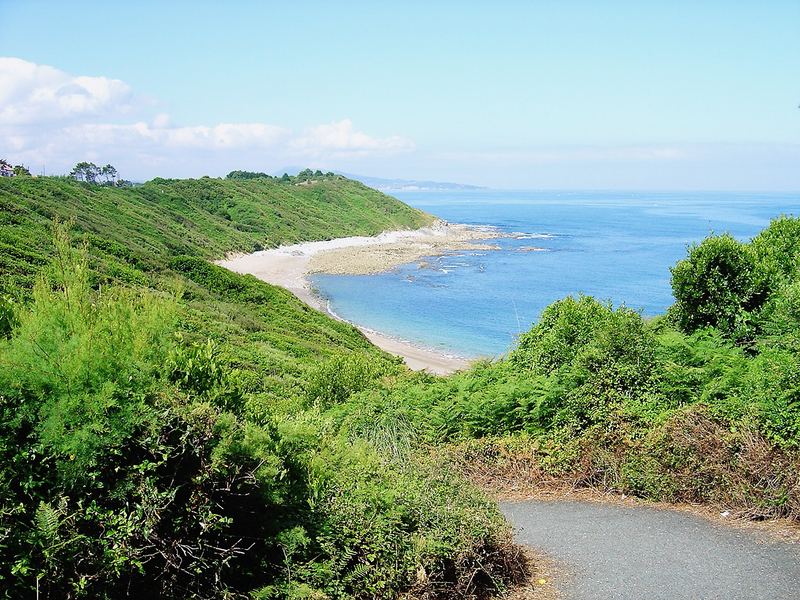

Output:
xmin=0 ymin=176 xmax=521 ymax=599
xmin=0 ymin=174 xmax=432 ymax=295
xmin=331 ymin=216 xmax=800 ymax=519
xmin=227 ymin=168 xmax=338 ymax=182
xmin=2 ymin=172 xmax=798 ymax=598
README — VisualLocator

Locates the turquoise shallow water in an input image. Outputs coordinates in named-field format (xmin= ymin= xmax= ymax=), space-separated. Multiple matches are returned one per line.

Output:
xmin=310 ymin=190 xmax=800 ymax=358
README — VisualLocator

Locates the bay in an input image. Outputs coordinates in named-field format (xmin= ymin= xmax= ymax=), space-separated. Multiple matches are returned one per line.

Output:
xmin=311 ymin=190 xmax=799 ymax=358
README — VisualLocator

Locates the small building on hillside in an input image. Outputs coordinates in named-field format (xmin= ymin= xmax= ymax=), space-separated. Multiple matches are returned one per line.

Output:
xmin=0 ymin=163 xmax=15 ymax=177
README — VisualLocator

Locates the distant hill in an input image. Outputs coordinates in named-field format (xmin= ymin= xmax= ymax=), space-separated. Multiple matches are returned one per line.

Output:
xmin=337 ymin=172 xmax=485 ymax=192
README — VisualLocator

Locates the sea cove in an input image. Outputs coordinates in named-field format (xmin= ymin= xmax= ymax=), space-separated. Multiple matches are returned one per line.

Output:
xmin=4 ymin=3 xmax=800 ymax=596
xmin=311 ymin=190 xmax=800 ymax=357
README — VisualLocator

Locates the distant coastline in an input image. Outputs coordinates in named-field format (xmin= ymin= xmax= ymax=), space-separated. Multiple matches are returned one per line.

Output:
xmin=337 ymin=172 xmax=486 ymax=192
xmin=217 ymin=221 xmax=501 ymax=374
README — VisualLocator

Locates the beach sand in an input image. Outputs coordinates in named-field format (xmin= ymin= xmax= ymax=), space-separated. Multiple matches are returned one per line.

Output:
xmin=217 ymin=221 xmax=499 ymax=375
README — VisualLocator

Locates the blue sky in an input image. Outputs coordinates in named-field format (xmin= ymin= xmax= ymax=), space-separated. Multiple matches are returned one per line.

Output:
xmin=1 ymin=1 xmax=798 ymax=189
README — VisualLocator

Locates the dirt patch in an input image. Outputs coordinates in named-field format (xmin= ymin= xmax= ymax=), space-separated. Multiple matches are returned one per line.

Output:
xmin=503 ymin=547 xmax=566 ymax=600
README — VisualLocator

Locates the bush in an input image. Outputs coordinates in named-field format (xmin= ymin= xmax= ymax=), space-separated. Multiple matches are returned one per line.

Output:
xmin=283 ymin=445 xmax=526 ymax=599
xmin=512 ymin=295 xmax=611 ymax=374
xmin=670 ymin=234 xmax=768 ymax=339
xmin=757 ymin=279 xmax=800 ymax=352
xmin=305 ymin=352 xmax=392 ymax=409
xmin=513 ymin=297 xmax=660 ymax=430
xmin=0 ymin=229 xmax=176 ymax=475
xmin=751 ymin=216 xmax=800 ymax=286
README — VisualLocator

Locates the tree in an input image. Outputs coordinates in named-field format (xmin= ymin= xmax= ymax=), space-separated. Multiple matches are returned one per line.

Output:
xmin=12 ymin=165 xmax=31 ymax=176
xmin=226 ymin=170 xmax=272 ymax=180
xmin=750 ymin=216 xmax=800 ymax=286
xmin=70 ymin=162 xmax=100 ymax=184
xmin=100 ymin=164 xmax=118 ymax=186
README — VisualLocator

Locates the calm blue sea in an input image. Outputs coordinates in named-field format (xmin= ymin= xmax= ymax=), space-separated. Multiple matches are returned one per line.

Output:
xmin=311 ymin=190 xmax=800 ymax=358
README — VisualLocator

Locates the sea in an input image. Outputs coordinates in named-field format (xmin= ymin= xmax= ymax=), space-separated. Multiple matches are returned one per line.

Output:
xmin=310 ymin=190 xmax=800 ymax=359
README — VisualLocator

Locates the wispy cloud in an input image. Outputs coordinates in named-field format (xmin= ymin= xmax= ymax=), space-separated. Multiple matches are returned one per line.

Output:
xmin=62 ymin=121 xmax=291 ymax=149
xmin=290 ymin=119 xmax=414 ymax=157
xmin=439 ymin=145 xmax=691 ymax=165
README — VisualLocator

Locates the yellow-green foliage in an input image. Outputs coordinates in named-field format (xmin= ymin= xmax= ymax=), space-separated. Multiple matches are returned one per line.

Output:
xmin=2 ymin=228 xmax=176 ymax=474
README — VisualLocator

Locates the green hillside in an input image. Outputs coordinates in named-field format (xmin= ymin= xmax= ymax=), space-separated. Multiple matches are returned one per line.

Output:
xmin=0 ymin=175 xmax=433 ymax=293
xmin=0 ymin=176 xmax=523 ymax=599
xmin=0 ymin=175 xmax=434 ymax=401
xmin=2 ymin=173 xmax=798 ymax=599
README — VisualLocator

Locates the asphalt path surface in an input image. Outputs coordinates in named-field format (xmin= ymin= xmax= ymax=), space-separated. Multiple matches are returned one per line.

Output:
xmin=501 ymin=499 xmax=800 ymax=600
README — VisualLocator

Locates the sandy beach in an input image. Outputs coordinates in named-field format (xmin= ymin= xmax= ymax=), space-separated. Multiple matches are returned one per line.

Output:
xmin=217 ymin=221 xmax=500 ymax=374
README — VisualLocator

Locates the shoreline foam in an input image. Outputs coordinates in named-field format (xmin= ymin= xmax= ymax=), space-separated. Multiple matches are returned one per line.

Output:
xmin=216 ymin=221 xmax=500 ymax=374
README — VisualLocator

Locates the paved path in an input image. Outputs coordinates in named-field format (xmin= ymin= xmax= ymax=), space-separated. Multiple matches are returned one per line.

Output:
xmin=501 ymin=500 xmax=800 ymax=600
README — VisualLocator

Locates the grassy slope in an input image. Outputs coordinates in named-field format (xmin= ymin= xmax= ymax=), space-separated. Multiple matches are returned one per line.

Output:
xmin=0 ymin=178 xmax=522 ymax=598
xmin=0 ymin=176 xmax=433 ymax=405
xmin=0 ymin=177 xmax=519 ymax=598
xmin=0 ymin=175 xmax=433 ymax=292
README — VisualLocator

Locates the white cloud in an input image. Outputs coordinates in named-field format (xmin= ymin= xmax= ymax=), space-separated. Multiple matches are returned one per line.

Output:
xmin=63 ymin=121 xmax=290 ymax=150
xmin=0 ymin=57 xmax=135 ymax=125
xmin=0 ymin=58 xmax=415 ymax=177
xmin=290 ymin=119 xmax=415 ymax=157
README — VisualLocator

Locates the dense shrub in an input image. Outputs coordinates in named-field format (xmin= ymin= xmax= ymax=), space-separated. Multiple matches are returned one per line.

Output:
xmin=670 ymin=234 xmax=768 ymax=339
xmin=0 ymin=232 xmax=318 ymax=597
xmin=512 ymin=296 xmax=614 ymax=374
xmin=285 ymin=446 xmax=525 ymax=600
xmin=305 ymin=352 xmax=394 ymax=409
xmin=751 ymin=215 xmax=800 ymax=286
xmin=513 ymin=297 xmax=660 ymax=430
xmin=0 ymin=230 xmax=523 ymax=598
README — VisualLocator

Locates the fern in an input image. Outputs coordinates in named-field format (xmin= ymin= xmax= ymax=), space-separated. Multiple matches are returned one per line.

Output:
xmin=35 ymin=501 xmax=62 ymax=544
xmin=349 ymin=562 xmax=372 ymax=580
